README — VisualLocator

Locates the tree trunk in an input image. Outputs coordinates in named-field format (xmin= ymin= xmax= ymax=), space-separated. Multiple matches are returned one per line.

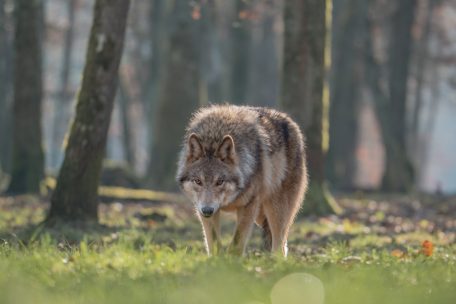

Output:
xmin=410 ymin=0 xmax=436 ymax=184
xmin=50 ymin=0 xmax=76 ymax=170
xmin=118 ymin=76 xmax=135 ymax=168
xmin=327 ymin=0 xmax=368 ymax=190
xmin=47 ymin=0 xmax=130 ymax=223
xmin=381 ymin=0 xmax=417 ymax=192
xmin=281 ymin=0 xmax=341 ymax=216
xmin=246 ymin=0 xmax=281 ymax=107
xmin=0 ymin=0 xmax=11 ymax=173
xmin=6 ymin=0 xmax=45 ymax=195
xmin=145 ymin=0 xmax=166 ymax=170
xmin=230 ymin=0 xmax=253 ymax=104
xmin=148 ymin=1 xmax=201 ymax=190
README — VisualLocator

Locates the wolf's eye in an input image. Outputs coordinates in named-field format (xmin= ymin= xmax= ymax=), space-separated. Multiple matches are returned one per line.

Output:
xmin=215 ymin=179 xmax=224 ymax=186
xmin=193 ymin=178 xmax=202 ymax=186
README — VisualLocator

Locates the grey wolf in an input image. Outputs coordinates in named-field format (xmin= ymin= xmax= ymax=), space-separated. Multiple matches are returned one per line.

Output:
xmin=176 ymin=105 xmax=308 ymax=256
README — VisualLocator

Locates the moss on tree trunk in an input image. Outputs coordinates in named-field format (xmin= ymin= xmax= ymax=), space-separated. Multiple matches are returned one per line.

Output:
xmin=281 ymin=0 xmax=341 ymax=216
xmin=47 ymin=0 xmax=130 ymax=223
xmin=6 ymin=0 xmax=44 ymax=195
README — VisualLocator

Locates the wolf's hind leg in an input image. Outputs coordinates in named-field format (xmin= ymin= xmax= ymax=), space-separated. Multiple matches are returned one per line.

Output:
xmin=199 ymin=212 xmax=222 ymax=256
xmin=228 ymin=199 xmax=260 ymax=256
xmin=264 ymin=195 xmax=299 ymax=257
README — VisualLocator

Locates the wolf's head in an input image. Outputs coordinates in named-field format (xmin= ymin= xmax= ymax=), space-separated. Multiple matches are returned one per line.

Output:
xmin=176 ymin=133 xmax=244 ymax=218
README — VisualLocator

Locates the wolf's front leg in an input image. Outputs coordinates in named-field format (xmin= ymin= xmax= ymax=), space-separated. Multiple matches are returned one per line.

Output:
xmin=199 ymin=211 xmax=222 ymax=256
xmin=228 ymin=199 xmax=259 ymax=256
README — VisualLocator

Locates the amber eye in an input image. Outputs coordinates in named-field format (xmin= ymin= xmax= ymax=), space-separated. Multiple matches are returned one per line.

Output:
xmin=216 ymin=179 xmax=224 ymax=186
xmin=193 ymin=178 xmax=202 ymax=186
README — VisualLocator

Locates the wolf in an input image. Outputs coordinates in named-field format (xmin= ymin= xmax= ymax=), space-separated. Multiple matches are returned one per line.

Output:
xmin=176 ymin=105 xmax=308 ymax=257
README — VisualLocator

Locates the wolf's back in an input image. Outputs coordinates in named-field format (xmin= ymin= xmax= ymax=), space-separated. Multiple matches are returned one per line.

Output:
xmin=182 ymin=105 xmax=307 ymax=194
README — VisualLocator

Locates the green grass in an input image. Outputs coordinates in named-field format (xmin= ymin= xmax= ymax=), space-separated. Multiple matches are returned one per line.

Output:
xmin=0 ymin=194 xmax=455 ymax=304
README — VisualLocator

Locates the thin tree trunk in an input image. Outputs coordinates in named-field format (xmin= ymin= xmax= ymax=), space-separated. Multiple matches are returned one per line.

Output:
xmin=0 ymin=0 xmax=9 ymax=173
xmin=246 ymin=0 xmax=281 ymax=107
xmin=145 ymin=0 xmax=166 ymax=168
xmin=199 ymin=0 xmax=224 ymax=104
xmin=6 ymin=0 xmax=45 ymax=194
xmin=148 ymin=1 xmax=201 ymax=190
xmin=327 ymin=0 xmax=368 ymax=190
xmin=381 ymin=0 xmax=417 ymax=192
xmin=47 ymin=0 xmax=130 ymax=223
xmin=118 ymin=75 xmax=135 ymax=168
xmin=410 ymin=0 xmax=436 ymax=182
xmin=230 ymin=0 xmax=253 ymax=104
xmin=281 ymin=0 xmax=341 ymax=216
xmin=50 ymin=0 xmax=76 ymax=170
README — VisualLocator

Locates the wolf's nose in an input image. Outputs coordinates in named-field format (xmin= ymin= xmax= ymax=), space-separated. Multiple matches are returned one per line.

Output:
xmin=201 ymin=207 xmax=214 ymax=217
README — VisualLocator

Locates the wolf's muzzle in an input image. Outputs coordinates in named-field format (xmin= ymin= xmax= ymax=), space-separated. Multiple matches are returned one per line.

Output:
xmin=200 ymin=206 xmax=215 ymax=218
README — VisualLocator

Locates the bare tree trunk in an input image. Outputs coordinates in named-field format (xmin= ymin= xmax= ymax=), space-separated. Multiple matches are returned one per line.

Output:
xmin=230 ymin=0 xmax=253 ymax=104
xmin=199 ymin=0 xmax=224 ymax=104
xmin=281 ymin=0 xmax=341 ymax=216
xmin=50 ymin=0 xmax=76 ymax=170
xmin=6 ymin=0 xmax=45 ymax=194
xmin=118 ymin=76 xmax=135 ymax=168
xmin=145 ymin=0 xmax=166 ymax=171
xmin=0 ymin=0 xmax=11 ymax=173
xmin=148 ymin=1 xmax=201 ymax=190
xmin=381 ymin=0 xmax=417 ymax=192
xmin=47 ymin=0 xmax=130 ymax=223
xmin=327 ymin=0 xmax=368 ymax=190
xmin=410 ymin=0 xmax=436 ymax=183
xmin=246 ymin=0 xmax=281 ymax=107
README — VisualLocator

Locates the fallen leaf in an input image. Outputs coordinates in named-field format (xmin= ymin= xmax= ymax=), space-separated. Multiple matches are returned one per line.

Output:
xmin=391 ymin=249 xmax=405 ymax=258
xmin=422 ymin=240 xmax=433 ymax=257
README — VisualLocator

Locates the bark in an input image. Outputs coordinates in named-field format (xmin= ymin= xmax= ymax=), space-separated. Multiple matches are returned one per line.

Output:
xmin=246 ymin=0 xmax=281 ymax=107
xmin=410 ymin=0 xmax=436 ymax=182
xmin=230 ymin=0 xmax=253 ymax=104
xmin=327 ymin=0 xmax=368 ymax=190
xmin=381 ymin=0 xmax=417 ymax=192
xmin=0 ymin=0 xmax=10 ymax=172
xmin=281 ymin=0 xmax=341 ymax=216
xmin=199 ymin=0 xmax=224 ymax=104
xmin=145 ymin=0 xmax=165 ymax=165
xmin=6 ymin=0 xmax=45 ymax=194
xmin=148 ymin=1 xmax=201 ymax=190
xmin=118 ymin=76 xmax=135 ymax=168
xmin=47 ymin=0 xmax=130 ymax=222
xmin=50 ymin=0 xmax=76 ymax=170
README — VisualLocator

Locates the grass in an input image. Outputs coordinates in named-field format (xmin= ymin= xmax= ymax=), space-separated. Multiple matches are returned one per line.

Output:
xmin=0 ymin=194 xmax=455 ymax=304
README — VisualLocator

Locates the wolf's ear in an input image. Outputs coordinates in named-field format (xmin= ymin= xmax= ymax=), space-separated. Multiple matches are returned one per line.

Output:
xmin=187 ymin=133 xmax=204 ymax=162
xmin=217 ymin=135 xmax=236 ymax=163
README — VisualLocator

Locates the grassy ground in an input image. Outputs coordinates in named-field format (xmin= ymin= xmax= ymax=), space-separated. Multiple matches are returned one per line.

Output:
xmin=0 ymin=194 xmax=455 ymax=304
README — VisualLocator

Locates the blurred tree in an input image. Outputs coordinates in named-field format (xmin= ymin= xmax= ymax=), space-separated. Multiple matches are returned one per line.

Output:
xmin=145 ymin=0 xmax=165 ymax=166
xmin=381 ymin=0 xmax=417 ymax=192
xmin=6 ymin=0 xmax=45 ymax=194
xmin=410 ymin=0 xmax=438 ymax=184
xmin=246 ymin=0 xmax=281 ymax=107
xmin=148 ymin=1 xmax=201 ymax=190
xmin=47 ymin=0 xmax=130 ymax=222
xmin=230 ymin=0 xmax=253 ymax=104
xmin=118 ymin=76 xmax=135 ymax=168
xmin=327 ymin=0 xmax=368 ymax=190
xmin=199 ymin=0 xmax=224 ymax=104
xmin=281 ymin=0 xmax=341 ymax=215
xmin=50 ymin=0 xmax=76 ymax=170
xmin=0 ymin=0 xmax=12 ymax=173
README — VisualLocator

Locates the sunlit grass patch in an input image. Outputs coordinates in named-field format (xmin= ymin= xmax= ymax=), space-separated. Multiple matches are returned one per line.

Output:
xmin=0 ymin=194 xmax=456 ymax=304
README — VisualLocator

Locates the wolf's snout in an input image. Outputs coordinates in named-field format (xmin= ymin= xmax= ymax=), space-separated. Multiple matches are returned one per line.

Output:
xmin=201 ymin=206 xmax=214 ymax=217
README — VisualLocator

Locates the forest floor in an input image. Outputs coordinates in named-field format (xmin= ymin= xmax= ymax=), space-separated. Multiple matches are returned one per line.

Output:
xmin=0 ymin=193 xmax=455 ymax=304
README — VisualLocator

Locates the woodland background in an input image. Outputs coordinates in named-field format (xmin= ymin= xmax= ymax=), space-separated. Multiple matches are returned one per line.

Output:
xmin=1 ymin=0 xmax=455 ymax=202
